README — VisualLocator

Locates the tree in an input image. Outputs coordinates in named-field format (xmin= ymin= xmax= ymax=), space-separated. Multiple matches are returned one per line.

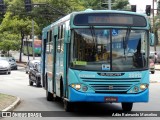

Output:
xmin=112 ymin=0 xmax=129 ymax=10
xmin=0 ymin=32 xmax=20 ymax=56
xmin=79 ymin=0 xmax=129 ymax=10
xmin=0 ymin=12 xmax=39 ymax=61
xmin=0 ymin=0 xmax=129 ymax=61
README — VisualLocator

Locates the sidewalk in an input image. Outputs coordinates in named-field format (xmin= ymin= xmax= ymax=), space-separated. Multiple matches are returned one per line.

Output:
xmin=0 ymin=94 xmax=21 ymax=111
xmin=150 ymin=64 xmax=160 ymax=83
xmin=155 ymin=64 xmax=160 ymax=70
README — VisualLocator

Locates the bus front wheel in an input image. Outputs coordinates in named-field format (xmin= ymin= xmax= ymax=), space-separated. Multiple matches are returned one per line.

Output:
xmin=64 ymin=100 xmax=74 ymax=112
xmin=121 ymin=103 xmax=133 ymax=111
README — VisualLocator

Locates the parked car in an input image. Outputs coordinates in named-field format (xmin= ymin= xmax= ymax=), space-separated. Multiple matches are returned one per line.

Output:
xmin=0 ymin=57 xmax=17 ymax=70
xmin=7 ymin=57 xmax=17 ymax=70
xmin=149 ymin=56 xmax=155 ymax=74
xmin=0 ymin=60 xmax=11 ymax=74
xmin=29 ymin=61 xmax=41 ymax=87
xmin=25 ymin=60 xmax=40 ymax=74
xmin=149 ymin=51 xmax=157 ymax=63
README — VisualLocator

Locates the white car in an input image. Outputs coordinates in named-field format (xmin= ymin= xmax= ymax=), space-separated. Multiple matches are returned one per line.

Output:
xmin=0 ymin=60 xmax=11 ymax=74
xmin=7 ymin=57 xmax=18 ymax=70
xmin=0 ymin=57 xmax=17 ymax=70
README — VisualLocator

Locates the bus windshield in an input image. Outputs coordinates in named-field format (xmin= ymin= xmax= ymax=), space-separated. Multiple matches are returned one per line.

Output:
xmin=70 ymin=28 xmax=148 ymax=71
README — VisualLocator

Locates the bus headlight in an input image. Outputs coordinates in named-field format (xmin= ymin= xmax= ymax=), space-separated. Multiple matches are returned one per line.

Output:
xmin=71 ymin=84 xmax=81 ymax=90
xmin=134 ymin=86 xmax=139 ymax=92
xmin=128 ymin=83 xmax=149 ymax=93
xmin=82 ymin=86 xmax=88 ymax=92
xmin=140 ymin=84 xmax=148 ymax=90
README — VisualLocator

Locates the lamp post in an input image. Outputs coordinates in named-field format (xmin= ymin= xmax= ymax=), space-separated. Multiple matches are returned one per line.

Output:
xmin=153 ymin=0 xmax=157 ymax=52
xmin=32 ymin=19 xmax=35 ymax=60
xmin=108 ymin=0 xmax=111 ymax=10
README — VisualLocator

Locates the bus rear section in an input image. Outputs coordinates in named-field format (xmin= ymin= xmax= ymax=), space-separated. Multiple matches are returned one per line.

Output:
xmin=42 ymin=10 xmax=152 ymax=112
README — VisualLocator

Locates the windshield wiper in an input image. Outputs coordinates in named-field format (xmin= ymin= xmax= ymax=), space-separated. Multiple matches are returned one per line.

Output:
xmin=89 ymin=26 xmax=97 ymax=48
xmin=123 ymin=26 xmax=131 ymax=56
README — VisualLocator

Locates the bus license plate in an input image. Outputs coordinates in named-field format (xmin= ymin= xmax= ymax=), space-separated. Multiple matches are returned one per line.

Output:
xmin=105 ymin=97 xmax=118 ymax=102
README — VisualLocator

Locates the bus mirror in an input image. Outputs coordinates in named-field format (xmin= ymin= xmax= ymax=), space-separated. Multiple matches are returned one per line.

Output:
xmin=150 ymin=33 xmax=154 ymax=46
xmin=65 ymin=30 xmax=70 ymax=43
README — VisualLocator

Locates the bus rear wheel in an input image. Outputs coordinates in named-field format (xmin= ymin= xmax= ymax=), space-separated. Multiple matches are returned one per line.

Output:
xmin=121 ymin=102 xmax=133 ymax=111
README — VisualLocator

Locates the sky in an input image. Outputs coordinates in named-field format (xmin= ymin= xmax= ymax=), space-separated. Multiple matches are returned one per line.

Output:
xmin=129 ymin=0 xmax=157 ymax=13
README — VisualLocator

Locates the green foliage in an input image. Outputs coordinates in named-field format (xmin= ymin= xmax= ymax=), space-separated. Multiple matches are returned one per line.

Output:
xmin=0 ymin=32 xmax=20 ymax=52
xmin=112 ymin=0 xmax=129 ymax=10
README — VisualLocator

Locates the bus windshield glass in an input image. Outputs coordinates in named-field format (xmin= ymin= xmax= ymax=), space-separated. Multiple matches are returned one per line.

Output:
xmin=70 ymin=28 xmax=148 ymax=71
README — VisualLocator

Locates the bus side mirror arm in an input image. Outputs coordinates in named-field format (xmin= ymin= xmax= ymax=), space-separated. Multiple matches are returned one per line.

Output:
xmin=150 ymin=33 xmax=154 ymax=46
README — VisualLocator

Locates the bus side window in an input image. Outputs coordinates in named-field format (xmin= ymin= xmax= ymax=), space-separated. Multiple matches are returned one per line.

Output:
xmin=46 ymin=32 xmax=49 ymax=53
xmin=57 ymin=25 xmax=64 ymax=53
xmin=46 ymin=30 xmax=53 ymax=53
xmin=49 ymin=30 xmax=53 ymax=52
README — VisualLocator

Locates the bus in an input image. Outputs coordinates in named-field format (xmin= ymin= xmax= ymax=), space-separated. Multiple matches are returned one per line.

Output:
xmin=23 ymin=39 xmax=42 ymax=56
xmin=41 ymin=9 xmax=154 ymax=112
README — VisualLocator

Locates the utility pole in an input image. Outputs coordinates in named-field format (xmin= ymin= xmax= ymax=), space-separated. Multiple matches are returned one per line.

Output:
xmin=32 ymin=19 xmax=35 ymax=60
xmin=108 ymin=0 xmax=111 ymax=10
xmin=152 ymin=0 xmax=156 ymax=52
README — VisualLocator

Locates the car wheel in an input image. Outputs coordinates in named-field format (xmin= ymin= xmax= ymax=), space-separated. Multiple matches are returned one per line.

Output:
xmin=36 ymin=77 xmax=41 ymax=87
xmin=29 ymin=79 xmax=33 ymax=86
xmin=151 ymin=71 xmax=155 ymax=74
xmin=29 ymin=75 xmax=33 ymax=86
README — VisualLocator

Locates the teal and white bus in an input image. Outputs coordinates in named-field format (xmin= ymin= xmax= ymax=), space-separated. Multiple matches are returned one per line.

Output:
xmin=41 ymin=9 xmax=154 ymax=112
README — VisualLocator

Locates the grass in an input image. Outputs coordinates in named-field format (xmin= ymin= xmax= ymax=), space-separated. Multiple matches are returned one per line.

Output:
xmin=0 ymin=93 xmax=17 ymax=111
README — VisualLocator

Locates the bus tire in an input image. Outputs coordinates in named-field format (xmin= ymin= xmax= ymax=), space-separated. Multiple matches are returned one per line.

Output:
xmin=64 ymin=100 xmax=74 ymax=112
xmin=46 ymin=75 xmax=53 ymax=101
xmin=121 ymin=102 xmax=133 ymax=111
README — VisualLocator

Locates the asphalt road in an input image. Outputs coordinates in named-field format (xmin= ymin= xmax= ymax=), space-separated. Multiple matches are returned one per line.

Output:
xmin=0 ymin=67 xmax=160 ymax=120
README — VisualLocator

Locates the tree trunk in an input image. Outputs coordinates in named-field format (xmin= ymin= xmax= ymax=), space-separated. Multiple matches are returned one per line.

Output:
xmin=19 ymin=31 xmax=24 ymax=62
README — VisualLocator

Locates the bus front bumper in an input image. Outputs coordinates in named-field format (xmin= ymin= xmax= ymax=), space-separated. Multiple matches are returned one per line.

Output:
xmin=69 ymin=87 xmax=149 ymax=103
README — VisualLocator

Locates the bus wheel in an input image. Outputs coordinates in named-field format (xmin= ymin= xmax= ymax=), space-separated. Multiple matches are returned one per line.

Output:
xmin=46 ymin=76 xmax=53 ymax=101
xmin=64 ymin=100 xmax=74 ymax=112
xmin=121 ymin=103 xmax=133 ymax=111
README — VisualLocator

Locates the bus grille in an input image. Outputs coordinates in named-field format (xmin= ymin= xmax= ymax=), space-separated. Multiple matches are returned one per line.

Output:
xmin=81 ymin=78 xmax=140 ymax=93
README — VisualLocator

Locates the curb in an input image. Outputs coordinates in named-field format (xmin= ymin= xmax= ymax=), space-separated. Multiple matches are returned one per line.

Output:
xmin=150 ymin=81 xmax=158 ymax=83
xmin=2 ymin=97 xmax=21 ymax=111
xmin=17 ymin=64 xmax=26 ymax=67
